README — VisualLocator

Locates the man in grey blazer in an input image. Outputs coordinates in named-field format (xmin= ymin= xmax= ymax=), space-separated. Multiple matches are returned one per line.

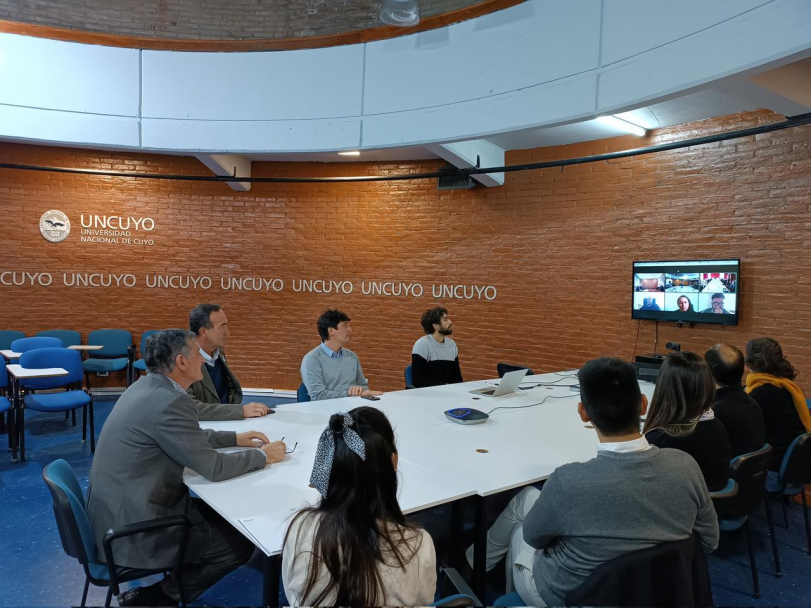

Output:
xmin=188 ymin=303 xmax=270 ymax=420
xmin=87 ymin=329 xmax=286 ymax=606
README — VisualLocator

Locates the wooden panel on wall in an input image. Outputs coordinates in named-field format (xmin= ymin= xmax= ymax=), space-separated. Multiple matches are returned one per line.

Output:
xmin=0 ymin=109 xmax=809 ymax=392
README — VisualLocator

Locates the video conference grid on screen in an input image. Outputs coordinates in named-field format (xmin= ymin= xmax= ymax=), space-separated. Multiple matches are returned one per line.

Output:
xmin=632 ymin=260 xmax=740 ymax=325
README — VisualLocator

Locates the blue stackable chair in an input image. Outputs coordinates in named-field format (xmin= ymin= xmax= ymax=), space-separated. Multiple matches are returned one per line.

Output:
xmin=0 ymin=356 xmax=13 ymax=445
xmin=37 ymin=329 xmax=82 ymax=348
xmin=710 ymin=444 xmax=779 ymax=598
xmin=769 ymin=432 xmax=811 ymax=554
xmin=297 ymin=383 xmax=311 ymax=403
xmin=405 ymin=364 xmax=415 ymax=389
xmin=434 ymin=567 xmax=482 ymax=607
xmin=18 ymin=348 xmax=94 ymax=461
xmin=493 ymin=592 xmax=524 ymax=607
xmin=132 ymin=330 xmax=162 ymax=378
xmin=0 ymin=329 xmax=25 ymax=350
xmin=82 ymin=330 xmax=134 ymax=389
xmin=43 ymin=459 xmax=191 ymax=608
xmin=11 ymin=336 xmax=64 ymax=352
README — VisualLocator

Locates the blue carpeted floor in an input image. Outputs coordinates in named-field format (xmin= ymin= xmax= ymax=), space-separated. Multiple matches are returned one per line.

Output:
xmin=1 ymin=394 xmax=810 ymax=606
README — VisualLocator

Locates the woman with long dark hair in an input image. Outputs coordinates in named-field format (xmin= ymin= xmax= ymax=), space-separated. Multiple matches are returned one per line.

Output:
xmin=282 ymin=407 xmax=436 ymax=606
xmin=643 ymin=351 xmax=732 ymax=491
xmin=745 ymin=337 xmax=810 ymax=472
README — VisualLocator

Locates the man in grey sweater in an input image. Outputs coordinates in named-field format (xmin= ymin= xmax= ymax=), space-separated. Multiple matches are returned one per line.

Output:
xmin=300 ymin=309 xmax=383 ymax=401
xmin=467 ymin=357 xmax=719 ymax=606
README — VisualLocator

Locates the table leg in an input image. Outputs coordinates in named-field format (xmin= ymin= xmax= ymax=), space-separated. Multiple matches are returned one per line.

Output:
xmin=473 ymin=494 xmax=487 ymax=601
xmin=18 ymin=387 xmax=25 ymax=463
xmin=262 ymin=553 xmax=281 ymax=607
xmin=10 ymin=376 xmax=19 ymax=462
xmin=449 ymin=498 xmax=465 ymax=569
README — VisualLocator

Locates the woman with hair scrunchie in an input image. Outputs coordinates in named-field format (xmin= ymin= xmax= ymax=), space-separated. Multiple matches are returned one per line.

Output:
xmin=282 ymin=407 xmax=436 ymax=606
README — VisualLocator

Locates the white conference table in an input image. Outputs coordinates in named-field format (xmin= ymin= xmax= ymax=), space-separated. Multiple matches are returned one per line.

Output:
xmin=185 ymin=371 xmax=656 ymax=603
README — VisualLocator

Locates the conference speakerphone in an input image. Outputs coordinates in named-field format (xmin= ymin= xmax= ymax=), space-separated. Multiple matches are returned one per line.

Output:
xmin=444 ymin=408 xmax=490 ymax=425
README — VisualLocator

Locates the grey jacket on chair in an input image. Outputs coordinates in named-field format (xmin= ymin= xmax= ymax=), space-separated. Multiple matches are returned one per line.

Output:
xmin=187 ymin=350 xmax=244 ymax=421
xmin=86 ymin=372 xmax=266 ymax=570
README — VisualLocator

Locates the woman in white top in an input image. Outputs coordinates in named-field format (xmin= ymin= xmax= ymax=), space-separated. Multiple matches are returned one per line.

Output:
xmin=282 ymin=406 xmax=436 ymax=606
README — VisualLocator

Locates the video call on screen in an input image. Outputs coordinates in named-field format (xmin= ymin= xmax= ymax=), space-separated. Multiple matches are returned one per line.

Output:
xmin=632 ymin=260 xmax=739 ymax=325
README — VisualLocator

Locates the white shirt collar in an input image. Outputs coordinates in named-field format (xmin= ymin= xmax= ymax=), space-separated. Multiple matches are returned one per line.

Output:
xmin=598 ymin=435 xmax=651 ymax=453
xmin=200 ymin=347 xmax=220 ymax=366
xmin=162 ymin=374 xmax=187 ymax=394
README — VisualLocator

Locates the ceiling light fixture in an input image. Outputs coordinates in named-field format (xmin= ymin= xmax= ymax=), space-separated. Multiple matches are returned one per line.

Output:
xmin=379 ymin=0 xmax=420 ymax=27
xmin=338 ymin=151 xmax=361 ymax=156
xmin=595 ymin=115 xmax=648 ymax=137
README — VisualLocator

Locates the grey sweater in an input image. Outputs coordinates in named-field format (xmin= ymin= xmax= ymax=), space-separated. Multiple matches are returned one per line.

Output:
xmin=524 ymin=446 xmax=719 ymax=606
xmin=300 ymin=345 xmax=369 ymax=401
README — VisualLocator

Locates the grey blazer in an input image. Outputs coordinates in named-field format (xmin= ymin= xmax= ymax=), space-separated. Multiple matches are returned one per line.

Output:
xmin=188 ymin=351 xmax=244 ymax=421
xmin=86 ymin=372 xmax=266 ymax=570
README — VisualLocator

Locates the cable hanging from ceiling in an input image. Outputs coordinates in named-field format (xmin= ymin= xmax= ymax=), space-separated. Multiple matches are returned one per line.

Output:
xmin=0 ymin=112 xmax=809 ymax=185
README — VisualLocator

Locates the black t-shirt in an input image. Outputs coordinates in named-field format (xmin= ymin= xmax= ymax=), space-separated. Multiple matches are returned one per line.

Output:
xmin=748 ymin=384 xmax=807 ymax=469
xmin=712 ymin=386 xmax=766 ymax=458
xmin=646 ymin=419 xmax=732 ymax=492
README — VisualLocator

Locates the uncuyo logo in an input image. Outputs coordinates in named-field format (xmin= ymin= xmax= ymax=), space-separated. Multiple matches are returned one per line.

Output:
xmin=39 ymin=210 xmax=71 ymax=243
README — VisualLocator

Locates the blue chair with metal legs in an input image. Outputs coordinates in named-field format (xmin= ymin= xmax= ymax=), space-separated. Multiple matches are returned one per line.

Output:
xmin=709 ymin=444 xmax=779 ymax=598
xmin=18 ymin=347 xmax=94 ymax=461
xmin=493 ymin=592 xmax=524 ymax=607
xmin=434 ymin=567 xmax=482 ymax=606
xmin=37 ymin=329 xmax=82 ymax=348
xmin=132 ymin=330 xmax=162 ymax=379
xmin=0 ymin=330 xmax=25 ymax=350
xmin=0 ymin=356 xmax=13 ymax=446
xmin=11 ymin=336 xmax=64 ymax=352
xmin=769 ymin=432 xmax=811 ymax=554
xmin=43 ymin=459 xmax=191 ymax=608
xmin=82 ymin=329 xmax=134 ymax=390
xmin=405 ymin=364 xmax=415 ymax=389
xmin=297 ymin=383 xmax=311 ymax=403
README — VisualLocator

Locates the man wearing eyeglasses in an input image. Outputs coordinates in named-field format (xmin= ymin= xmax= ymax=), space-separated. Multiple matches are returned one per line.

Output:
xmin=87 ymin=330 xmax=287 ymax=607
xmin=700 ymin=293 xmax=733 ymax=314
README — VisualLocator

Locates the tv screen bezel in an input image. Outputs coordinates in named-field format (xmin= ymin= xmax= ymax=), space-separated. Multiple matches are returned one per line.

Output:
xmin=631 ymin=258 xmax=740 ymax=326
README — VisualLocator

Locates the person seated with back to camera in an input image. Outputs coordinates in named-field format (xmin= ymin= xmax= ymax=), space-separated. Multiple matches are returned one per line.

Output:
xmin=644 ymin=352 xmax=732 ymax=492
xmin=704 ymin=344 xmax=765 ymax=458
xmin=282 ymin=407 xmax=436 ymax=606
xmin=465 ymin=357 xmax=719 ymax=606
xmin=744 ymin=337 xmax=811 ymax=488
xmin=300 ymin=309 xmax=383 ymax=401
xmin=411 ymin=306 xmax=464 ymax=388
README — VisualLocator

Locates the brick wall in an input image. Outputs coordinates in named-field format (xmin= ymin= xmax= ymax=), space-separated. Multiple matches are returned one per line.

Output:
xmin=0 ymin=0 xmax=478 ymax=39
xmin=1 ymin=109 xmax=810 ymax=393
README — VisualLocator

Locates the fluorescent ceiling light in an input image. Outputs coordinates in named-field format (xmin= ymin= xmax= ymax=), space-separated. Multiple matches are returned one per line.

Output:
xmin=595 ymin=115 xmax=648 ymax=137
xmin=338 ymin=151 xmax=361 ymax=156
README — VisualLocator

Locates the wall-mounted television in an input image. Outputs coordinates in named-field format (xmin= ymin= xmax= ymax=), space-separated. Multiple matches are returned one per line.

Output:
xmin=632 ymin=259 xmax=740 ymax=325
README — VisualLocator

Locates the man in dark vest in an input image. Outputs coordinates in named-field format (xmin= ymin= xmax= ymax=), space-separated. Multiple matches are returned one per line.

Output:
xmin=188 ymin=303 xmax=270 ymax=420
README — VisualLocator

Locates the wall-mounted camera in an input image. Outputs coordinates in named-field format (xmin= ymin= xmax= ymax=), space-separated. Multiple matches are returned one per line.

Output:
xmin=665 ymin=342 xmax=681 ymax=353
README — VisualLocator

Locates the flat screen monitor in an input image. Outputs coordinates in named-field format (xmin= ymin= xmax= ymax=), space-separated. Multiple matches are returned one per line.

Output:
xmin=632 ymin=259 xmax=739 ymax=325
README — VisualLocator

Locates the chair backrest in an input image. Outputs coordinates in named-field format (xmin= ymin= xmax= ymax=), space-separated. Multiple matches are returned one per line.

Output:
xmin=565 ymin=534 xmax=712 ymax=607
xmin=405 ymin=364 xmax=413 ymax=388
xmin=11 ymin=336 xmax=64 ymax=352
xmin=42 ymin=459 xmax=97 ymax=565
xmin=19 ymin=348 xmax=84 ymax=389
xmin=780 ymin=433 xmax=811 ymax=486
xmin=297 ymin=383 xmax=311 ymax=403
xmin=722 ymin=443 xmax=773 ymax=517
xmin=496 ymin=363 xmax=535 ymax=378
xmin=0 ymin=330 xmax=25 ymax=350
xmin=139 ymin=329 xmax=162 ymax=358
xmin=0 ymin=356 xmax=7 ymax=389
xmin=87 ymin=329 xmax=133 ymax=358
xmin=37 ymin=330 xmax=82 ymax=348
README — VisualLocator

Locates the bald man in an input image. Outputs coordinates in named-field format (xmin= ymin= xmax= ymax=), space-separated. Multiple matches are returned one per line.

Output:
xmin=704 ymin=344 xmax=765 ymax=457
